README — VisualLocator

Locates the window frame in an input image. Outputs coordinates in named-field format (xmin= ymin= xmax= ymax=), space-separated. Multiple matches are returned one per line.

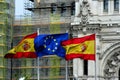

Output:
xmin=114 ymin=0 xmax=119 ymax=11
xmin=61 ymin=3 xmax=67 ymax=16
xmin=71 ymin=1 xmax=75 ymax=15
xmin=51 ymin=3 xmax=57 ymax=14
xmin=103 ymin=0 xmax=108 ymax=12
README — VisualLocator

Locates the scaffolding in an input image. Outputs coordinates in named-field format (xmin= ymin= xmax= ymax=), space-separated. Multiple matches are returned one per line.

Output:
xmin=10 ymin=0 xmax=75 ymax=79
xmin=14 ymin=15 xmax=71 ymax=26
xmin=13 ymin=16 xmax=72 ymax=80
xmin=0 ymin=0 xmax=14 ymax=80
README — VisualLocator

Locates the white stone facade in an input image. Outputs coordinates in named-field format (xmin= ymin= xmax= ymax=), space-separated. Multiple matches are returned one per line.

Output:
xmin=72 ymin=0 xmax=120 ymax=80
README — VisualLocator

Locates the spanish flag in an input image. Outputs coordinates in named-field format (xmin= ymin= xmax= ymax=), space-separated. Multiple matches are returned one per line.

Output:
xmin=62 ymin=34 xmax=96 ymax=61
xmin=4 ymin=48 xmax=16 ymax=58
xmin=4 ymin=33 xmax=38 ymax=58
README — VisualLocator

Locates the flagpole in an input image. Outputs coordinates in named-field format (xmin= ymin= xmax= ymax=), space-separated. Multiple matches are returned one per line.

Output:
xmin=95 ymin=60 xmax=97 ymax=80
xmin=65 ymin=61 xmax=68 ymax=80
xmin=11 ymin=40 xmax=13 ymax=80
xmin=37 ymin=28 xmax=40 ymax=80
xmin=65 ymin=30 xmax=69 ymax=80
xmin=11 ymin=58 xmax=12 ymax=80
xmin=95 ymin=34 xmax=97 ymax=80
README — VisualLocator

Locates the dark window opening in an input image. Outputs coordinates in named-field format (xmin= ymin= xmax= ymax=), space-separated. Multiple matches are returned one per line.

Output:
xmin=71 ymin=1 xmax=75 ymax=15
xmin=118 ymin=69 xmax=120 ymax=80
xmin=51 ymin=3 xmax=57 ymax=14
xmin=83 ymin=60 xmax=88 ymax=75
xmin=61 ymin=3 xmax=66 ymax=16
xmin=114 ymin=0 xmax=119 ymax=11
xmin=103 ymin=0 xmax=108 ymax=12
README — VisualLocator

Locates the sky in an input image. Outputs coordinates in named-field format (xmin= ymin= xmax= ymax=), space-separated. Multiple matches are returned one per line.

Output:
xmin=15 ymin=0 xmax=24 ymax=15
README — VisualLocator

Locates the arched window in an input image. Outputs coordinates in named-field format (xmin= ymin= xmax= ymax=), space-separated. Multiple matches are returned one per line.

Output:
xmin=71 ymin=1 xmax=75 ymax=15
xmin=103 ymin=0 xmax=108 ymax=12
xmin=114 ymin=0 xmax=119 ymax=11
xmin=51 ymin=3 xmax=57 ymax=14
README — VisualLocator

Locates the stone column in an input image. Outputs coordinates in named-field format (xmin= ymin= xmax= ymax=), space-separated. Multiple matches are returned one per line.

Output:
xmin=111 ymin=0 xmax=114 ymax=14
xmin=96 ymin=34 xmax=101 ymax=79
xmin=98 ymin=0 xmax=103 ymax=15
xmin=75 ymin=0 xmax=80 ymax=16
xmin=88 ymin=61 xmax=95 ymax=80
xmin=119 ymin=0 xmax=120 ymax=14
xmin=108 ymin=0 xmax=114 ymax=14
xmin=73 ymin=59 xmax=83 ymax=79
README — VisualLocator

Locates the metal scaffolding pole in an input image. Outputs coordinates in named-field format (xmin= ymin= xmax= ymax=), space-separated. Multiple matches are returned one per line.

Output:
xmin=37 ymin=28 xmax=40 ymax=80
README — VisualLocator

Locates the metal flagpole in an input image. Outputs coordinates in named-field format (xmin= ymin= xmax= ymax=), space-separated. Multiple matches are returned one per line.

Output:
xmin=11 ymin=58 xmax=12 ymax=80
xmin=11 ymin=40 xmax=13 ymax=80
xmin=37 ymin=28 xmax=40 ymax=80
xmin=95 ymin=34 xmax=97 ymax=80
xmin=65 ymin=30 xmax=69 ymax=80
xmin=95 ymin=59 xmax=97 ymax=80
xmin=37 ymin=58 xmax=40 ymax=80
xmin=65 ymin=61 xmax=68 ymax=80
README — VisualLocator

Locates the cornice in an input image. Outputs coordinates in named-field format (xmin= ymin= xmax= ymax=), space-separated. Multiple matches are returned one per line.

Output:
xmin=75 ymin=0 xmax=79 ymax=2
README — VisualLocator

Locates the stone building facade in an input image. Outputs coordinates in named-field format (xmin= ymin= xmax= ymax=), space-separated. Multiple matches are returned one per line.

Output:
xmin=71 ymin=0 xmax=120 ymax=80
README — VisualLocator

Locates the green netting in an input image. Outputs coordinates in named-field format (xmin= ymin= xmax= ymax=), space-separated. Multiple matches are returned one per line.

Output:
xmin=0 ymin=25 xmax=5 ymax=31
xmin=25 ymin=69 xmax=32 ymax=79
xmin=0 ymin=46 xmax=4 ymax=54
xmin=0 ymin=3 xmax=7 ymax=12
xmin=0 ymin=14 xmax=6 ymax=21
xmin=0 ymin=35 xmax=3 ymax=43
xmin=0 ymin=58 xmax=4 ymax=66
xmin=0 ymin=69 xmax=4 ymax=77
xmin=0 ymin=0 xmax=14 ymax=80
xmin=26 ymin=59 xmax=32 ymax=66
xmin=50 ymin=13 xmax=60 ymax=34
xmin=21 ymin=59 xmax=26 ymax=67
xmin=49 ymin=57 xmax=60 ymax=80
xmin=49 ymin=13 xmax=61 ymax=80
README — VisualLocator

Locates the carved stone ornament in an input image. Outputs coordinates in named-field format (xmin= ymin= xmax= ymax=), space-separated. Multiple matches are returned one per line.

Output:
xmin=80 ymin=0 xmax=91 ymax=27
xmin=104 ymin=51 xmax=120 ymax=80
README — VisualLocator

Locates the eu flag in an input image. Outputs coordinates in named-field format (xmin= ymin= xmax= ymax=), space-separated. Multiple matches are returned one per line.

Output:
xmin=34 ymin=33 xmax=68 ymax=58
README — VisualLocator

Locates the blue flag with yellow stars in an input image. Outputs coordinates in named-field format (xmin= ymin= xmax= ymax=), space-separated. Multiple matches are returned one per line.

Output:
xmin=34 ymin=33 xmax=68 ymax=58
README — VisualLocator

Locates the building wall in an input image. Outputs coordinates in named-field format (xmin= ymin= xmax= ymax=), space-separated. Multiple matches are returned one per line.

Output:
xmin=72 ymin=0 xmax=120 ymax=80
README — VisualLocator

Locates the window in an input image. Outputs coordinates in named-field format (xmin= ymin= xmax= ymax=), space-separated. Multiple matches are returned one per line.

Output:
xmin=51 ymin=3 xmax=57 ymax=14
xmin=83 ymin=60 xmax=88 ymax=75
xmin=103 ymin=0 xmax=108 ymax=12
xmin=114 ymin=0 xmax=119 ymax=11
xmin=61 ymin=3 xmax=66 ymax=16
xmin=71 ymin=2 xmax=75 ymax=15
xmin=118 ymin=69 xmax=120 ymax=80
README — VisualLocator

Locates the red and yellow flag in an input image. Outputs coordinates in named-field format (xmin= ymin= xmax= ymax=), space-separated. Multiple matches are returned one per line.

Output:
xmin=4 ymin=33 xmax=37 ymax=58
xmin=62 ymin=34 xmax=96 ymax=61
xmin=4 ymin=48 xmax=16 ymax=58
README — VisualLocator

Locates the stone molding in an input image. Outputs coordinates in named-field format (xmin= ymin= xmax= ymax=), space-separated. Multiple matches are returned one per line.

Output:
xmin=75 ymin=0 xmax=79 ymax=2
